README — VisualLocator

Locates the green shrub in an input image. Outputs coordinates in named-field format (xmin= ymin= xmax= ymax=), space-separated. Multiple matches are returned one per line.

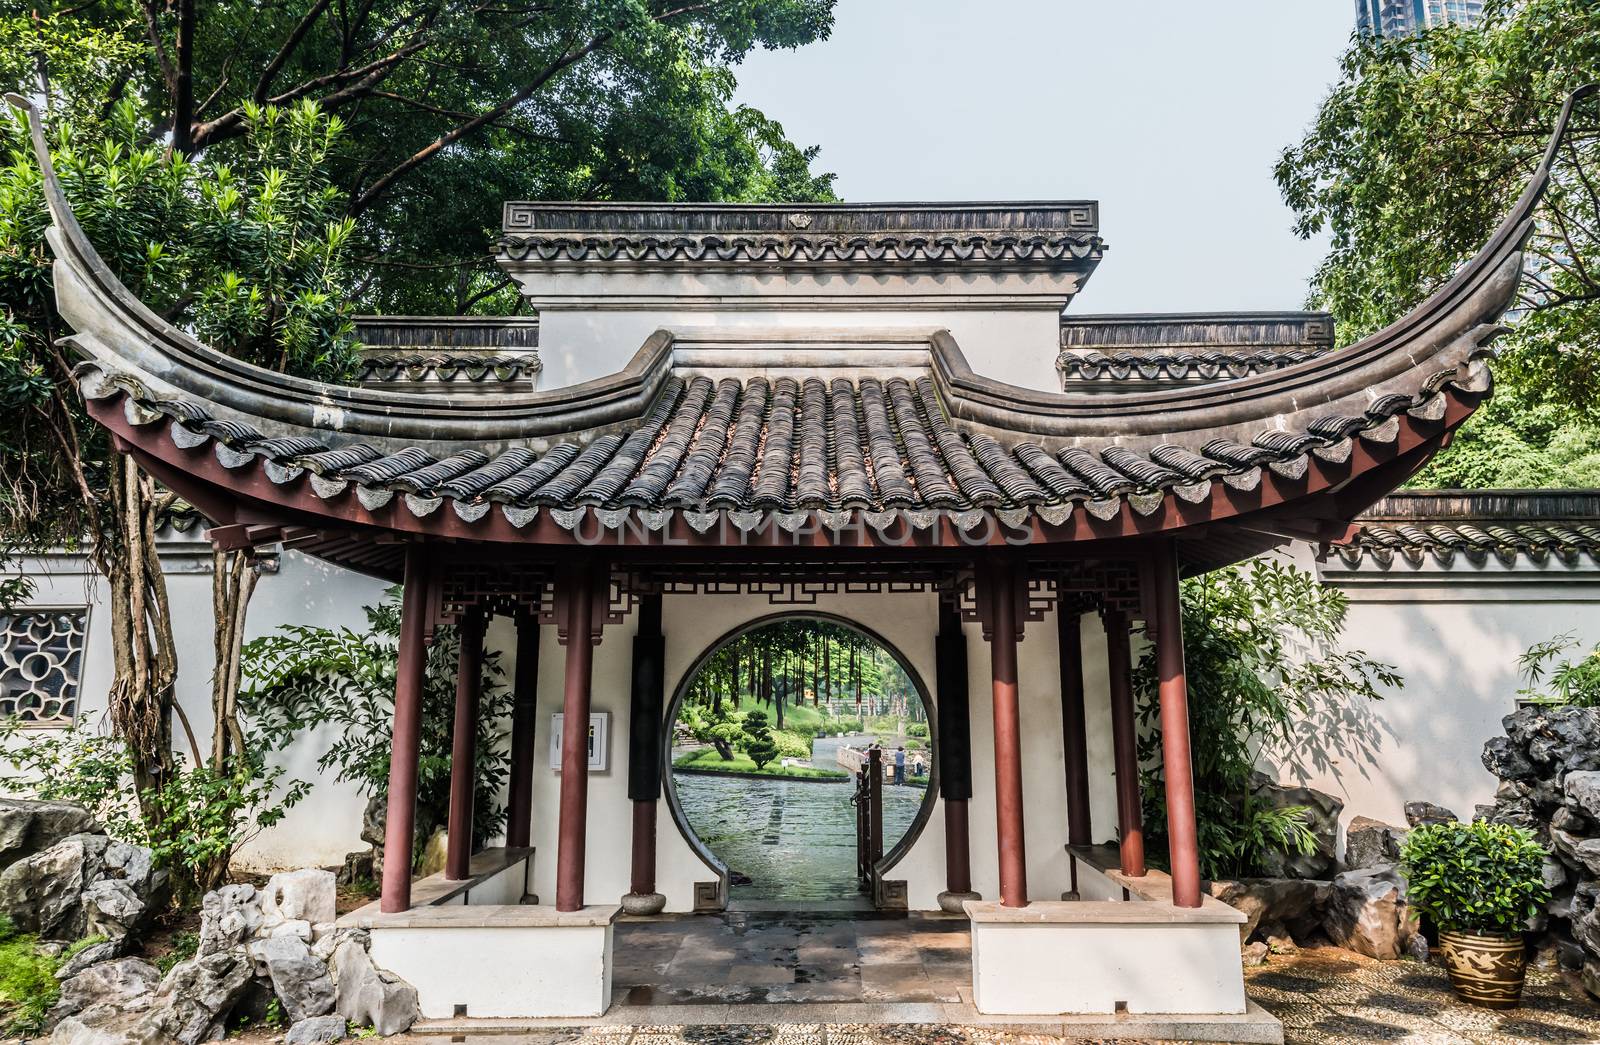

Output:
xmin=742 ymin=710 xmax=779 ymax=769
xmin=1517 ymin=633 xmax=1600 ymax=706
xmin=1400 ymin=821 xmax=1549 ymax=936
xmin=906 ymin=723 xmax=929 ymax=738
xmin=830 ymin=716 xmax=864 ymax=733
xmin=155 ymin=930 xmax=199 ymax=975
xmin=0 ymin=931 xmax=60 ymax=1036
xmin=769 ymin=729 xmax=813 ymax=762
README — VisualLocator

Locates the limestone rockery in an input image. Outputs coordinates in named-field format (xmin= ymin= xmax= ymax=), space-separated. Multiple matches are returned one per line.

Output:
xmin=1478 ymin=704 xmax=1600 ymax=999
xmin=0 ymin=798 xmax=419 ymax=1043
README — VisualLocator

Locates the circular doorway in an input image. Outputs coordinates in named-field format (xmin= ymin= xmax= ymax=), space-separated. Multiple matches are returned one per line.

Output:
xmin=663 ymin=613 xmax=938 ymax=909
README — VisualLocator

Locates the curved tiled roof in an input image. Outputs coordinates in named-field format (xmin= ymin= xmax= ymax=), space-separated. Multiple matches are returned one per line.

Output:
xmin=1334 ymin=491 xmax=1600 ymax=568
xmin=356 ymin=355 xmax=541 ymax=385
xmin=90 ymin=362 xmax=1471 ymax=536
xmin=1058 ymin=347 xmax=1332 ymax=383
xmin=17 ymin=86 xmax=1592 ymax=553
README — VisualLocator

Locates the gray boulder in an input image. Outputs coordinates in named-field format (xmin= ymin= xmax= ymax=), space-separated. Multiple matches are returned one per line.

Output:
xmin=50 ymin=1009 xmax=162 ymax=1045
xmin=1524 ymin=707 xmax=1600 ymax=773
xmin=1250 ymin=773 xmax=1342 ymax=879
xmin=1210 ymin=877 xmax=1329 ymax=944
xmin=248 ymin=934 xmax=335 ymax=1023
xmin=0 ymin=799 xmax=97 ymax=871
xmin=286 ymin=1014 xmax=347 ymax=1045
xmin=1344 ymin=816 xmax=1405 ymax=871
xmin=331 ymin=938 xmax=418 ymax=1036
xmin=1565 ymin=771 xmax=1600 ymax=823
xmin=1403 ymin=801 xmax=1456 ymax=828
xmin=1483 ymin=735 xmax=1538 ymax=782
xmin=54 ymin=958 xmax=160 ymax=1019
xmin=0 ymin=832 xmax=109 ymax=939
xmin=147 ymin=949 xmax=255 ymax=1045
xmin=56 ymin=939 xmax=123 ymax=981
xmin=197 ymin=883 xmax=262 ymax=956
xmin=1584 ymin=958 xmax=1600 ymax=1001
xmin=84 ymin=879 xmax=147 ymax=941
xmin=262 ymin=868 xmax=337 ymax=929
xmin=1325 ymin=864 xmax=1415 ymax=960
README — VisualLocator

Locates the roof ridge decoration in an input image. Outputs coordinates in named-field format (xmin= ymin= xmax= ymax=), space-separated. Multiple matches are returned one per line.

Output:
xmin=1329 ymin=487 xmax=1600 ymax=569
xmin=9 ymin=85 xmax=1593 ymax=558
xmin=499 ymin=202 xmax=1103 ymax=271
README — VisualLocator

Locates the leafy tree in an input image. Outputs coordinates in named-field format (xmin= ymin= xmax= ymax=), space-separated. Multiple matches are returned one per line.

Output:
xmin=741 ymin=708 xmax=778 ymax=769
xmin=1 ymin=17 xmax=361 ymax=811
xmin=1276 ymin=0 xmax=1600 ymax=485
xmin=1134 ymin=561 xmax=1402 ymax=880
xmin=240 ymin=593 xmax=513 ymax=851
xmin=45 ymin=0 xmax=839 ymax=312
xmin=680 ymin=700 xmax=744 ymax=761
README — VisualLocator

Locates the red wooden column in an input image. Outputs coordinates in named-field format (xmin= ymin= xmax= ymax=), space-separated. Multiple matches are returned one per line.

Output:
xmin=1152 ymin=543 xmax=1202 ymax=908
xmin=555 ymin=560 xmax=600 ymax=912
xmin=934 ymin=600 xmax=977 ymax=910
xmin=984 ymin=560 xmax=1029 ymax=908
xmin=625 ymin=593 xmax=667 ymax=913
xmin=445 ymin=607 xmax=486 ymax=881
xmin=1102 ymin=607 xmax=1145 ymax=877
xmin=1057 ymin=602 xmax=1091 ymax=850
xmin=380 ymin=545 xmax=431 ymax=913
xmin=504 ymin=607 xmax=540 ymax=851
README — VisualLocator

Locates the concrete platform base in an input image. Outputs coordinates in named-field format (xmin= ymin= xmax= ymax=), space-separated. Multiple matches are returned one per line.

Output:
xmin=409 ymin=999 xmax=1284 ymax=1043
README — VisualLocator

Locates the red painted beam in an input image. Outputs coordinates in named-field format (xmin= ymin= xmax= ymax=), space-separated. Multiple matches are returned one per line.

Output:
xmin=1103 ymin=607 xmax=1145 ymax=877
xmin=1058 ymin=604 xmax=1091 ymax=848
xmin=555 ymin=561 xmax=598 ymax=912
xmin=445 ymin=608 xmax=485 ymax=881
xmin=1152 ymin=543 xmax=1202 ymax=909
xmin=986 ymin=561 xmax=1029 ymax=908
xmin=380 ymin=545 xmax=430 ymax=913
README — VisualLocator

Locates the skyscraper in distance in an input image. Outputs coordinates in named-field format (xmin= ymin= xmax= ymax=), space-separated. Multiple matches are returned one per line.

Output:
xmin=1356 ymin=0 xmax=1484 ymax=36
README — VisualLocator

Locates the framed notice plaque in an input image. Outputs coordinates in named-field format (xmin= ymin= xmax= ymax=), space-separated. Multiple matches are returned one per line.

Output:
xmin=550 ymin=711 xmax=610 ymax=771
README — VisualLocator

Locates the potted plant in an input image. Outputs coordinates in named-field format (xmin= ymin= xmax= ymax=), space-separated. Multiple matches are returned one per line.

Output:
xmin=1399 ymin=821 xmax=1550 ymax=1009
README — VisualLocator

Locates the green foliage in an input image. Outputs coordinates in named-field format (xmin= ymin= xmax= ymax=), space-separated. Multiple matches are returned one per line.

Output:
xmin=680 ymin=701 xmax=746 ymax=761
xmin=1277 ymin=0 xmax=1600 ymax=481
xmin=155 ymin=930 xmax=199 ymax=975
xmin=241 ymin=593 xmax=512 ymax=848
xmin=1135 ymin=561 xmax=1401 ymax=880
xmin=18 ymin=4 xmax=838 ymax=314
xmin=1516 ymin=632 xmax=1600 ymax=706
xmin=0 ymin=925 xmax=62 ymax=1036
xmin=767 ymin=728 xmax=812 ymax=762
xmin=0 ymin=50 xmax=362 ymax=546
xmin=741 ymin=709 xmax=779 ymax=769
xmin=1400 ymin=820 xmax=1550 ymax=935
xmin=672 ymin=748 xmax=847 ymax=781
xmin=0 ymin=718 xmax=306 ymax=897
xmin=906 ymin=723 xmax=929 ymax=739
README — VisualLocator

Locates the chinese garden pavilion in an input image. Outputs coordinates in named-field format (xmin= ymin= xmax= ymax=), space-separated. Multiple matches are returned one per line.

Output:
xmin=14 ymin=87 xmax=1585 ymax=1028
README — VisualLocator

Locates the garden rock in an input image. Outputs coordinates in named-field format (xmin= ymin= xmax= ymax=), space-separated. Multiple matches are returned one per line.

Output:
xmin=1344 ymin=816 xmax=1405 ymax=870
xmin=0 ymin=832 xmax=108 ymax=939
xmin=286 ymin=1014 xmax=347 ymax=1045
xmin=1481 ymin=735 xmax=1537 ymax=782
xmin=1210 ymin=877 xmax=1328 ymax=944
xmin=84 ymin=879 xmax=147 ymax=940
xmin=1241 ymin=941 xmax=1269 ymax=966
xmin=0 ymin=798 xmax=96 ymax=871
xmin=1565 ymin=771 xmax=1600 ymax=822
xmin=1249 ymin=773 xmax=1342 ymax=879
xmin=57 ymin=939 xmax=123 ymax=981
xmin=1324 ymin=864 xmax=1413 ymax=960
xmin=331 ymin=937 xmax=418 ymax=1035
xmin=148 ymin=949 xmax=256 ymax=1045
xmin=248 ymin=934 xmax=335 ymax=1023
xmin=1585 ymin=958 xmax=1600 ymax=1001
xmin=1403 ymin=800 xmax=1456 ymax=828
xmin=54 ymin=958 xmax=161 ymax=1019
xmin=198 ymin=883 xmax=262 ymax=955
xmin=262 ymin=868 xmax=337 ymax=927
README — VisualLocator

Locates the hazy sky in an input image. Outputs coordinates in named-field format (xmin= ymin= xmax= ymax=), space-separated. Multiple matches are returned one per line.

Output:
xmin=732 ymin=1 xmax=1354 ymax=314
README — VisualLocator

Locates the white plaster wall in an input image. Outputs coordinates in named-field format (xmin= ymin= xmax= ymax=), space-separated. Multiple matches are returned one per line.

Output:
xmin=4 ymin=541 xmax=386 ymax=871
xmin=1290 ymin=543 xmax=1600 ymax=831
xmin=535 ymin=308 xmax=1064 ymax=392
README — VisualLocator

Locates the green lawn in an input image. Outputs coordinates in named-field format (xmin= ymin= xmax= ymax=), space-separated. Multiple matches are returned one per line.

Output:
xmin=673 ymin=747 xmax=849 ymax=781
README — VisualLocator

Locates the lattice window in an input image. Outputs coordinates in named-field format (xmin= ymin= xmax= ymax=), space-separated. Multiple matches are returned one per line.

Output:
xmin=0 ymin=610 xmax=87 ymax=724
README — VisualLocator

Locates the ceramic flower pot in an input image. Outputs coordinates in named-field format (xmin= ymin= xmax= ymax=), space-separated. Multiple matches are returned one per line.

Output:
xmin=1438 ymin=930 xmax=1527 ymax=1009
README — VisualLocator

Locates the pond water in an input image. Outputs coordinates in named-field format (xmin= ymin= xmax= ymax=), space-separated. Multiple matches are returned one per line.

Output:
xmin=672 ymin=734 xmax=926 ymax=902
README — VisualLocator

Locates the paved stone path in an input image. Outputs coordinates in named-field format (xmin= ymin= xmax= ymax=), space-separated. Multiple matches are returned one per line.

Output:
xmin=673 ymin=736 xmax=924 ymax=902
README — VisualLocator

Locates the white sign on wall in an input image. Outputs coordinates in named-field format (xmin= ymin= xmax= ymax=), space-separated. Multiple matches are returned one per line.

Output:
xmin=550 ymin=711 xmax=610 ymax=771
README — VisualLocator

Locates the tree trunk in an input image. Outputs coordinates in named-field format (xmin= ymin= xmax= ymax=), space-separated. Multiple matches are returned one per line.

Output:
xmin=100 ymin=458 xmax=180 ymax=821
xmin=209 ymin=548 xmax=259 ymax=768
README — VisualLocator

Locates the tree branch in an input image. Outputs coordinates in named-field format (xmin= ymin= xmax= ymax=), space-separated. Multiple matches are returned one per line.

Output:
xmin=254 ymin=0 xmax=333 ymax=103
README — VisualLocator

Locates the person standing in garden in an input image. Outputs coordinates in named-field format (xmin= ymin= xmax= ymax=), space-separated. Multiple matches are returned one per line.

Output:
xmin=894 ymin=746 xmax=906 ymax=785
